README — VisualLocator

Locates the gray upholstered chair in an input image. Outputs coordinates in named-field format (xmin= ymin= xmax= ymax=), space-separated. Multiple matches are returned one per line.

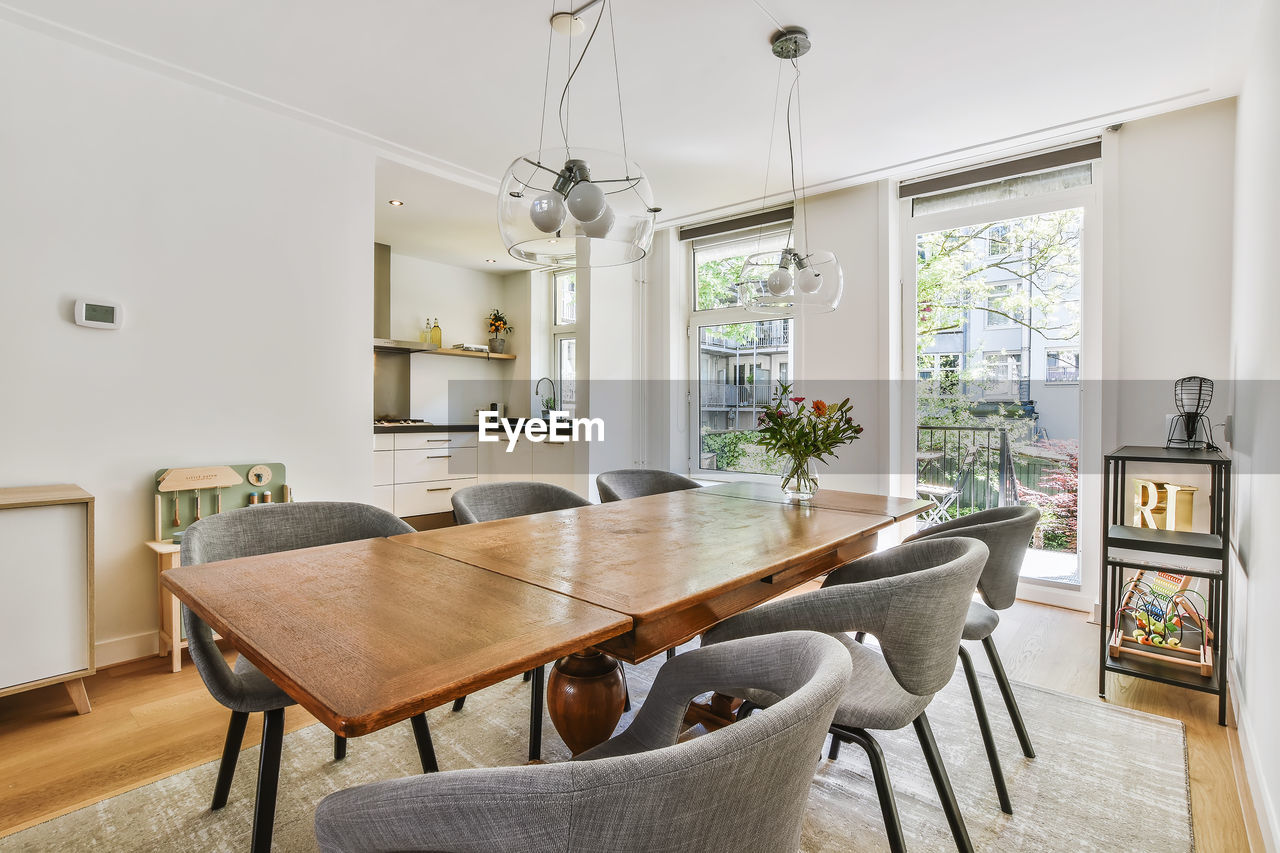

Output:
xmin=702 ymin=537 xmax=988 ymax=853
xmin=904 ymin=504 xmax=1041 ymax=815
xmin=448 ymin=481 xmax=592 ymax=759
xmin=181 ymin=502 xmax=439 ymax=853
xmin=596 ymin=468 xmax=701 ymax=503
xmin=315 ymin=631 xmax=851 ymax=853
xmin=450 ymin=480 xmax=589 ymax=524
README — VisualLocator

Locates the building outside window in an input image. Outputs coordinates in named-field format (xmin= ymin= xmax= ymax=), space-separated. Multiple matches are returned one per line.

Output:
xmin=690 ymin=224 xmax=795 ymax=476
xmin=1045 ymin=348 xmax=1080 ymax=384
xmin=918 ymin=353 xmax=961 ymax=395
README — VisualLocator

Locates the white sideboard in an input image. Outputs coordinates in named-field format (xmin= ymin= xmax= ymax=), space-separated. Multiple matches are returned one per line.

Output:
xmin=0 ymin=484 xmax=94 ymax=714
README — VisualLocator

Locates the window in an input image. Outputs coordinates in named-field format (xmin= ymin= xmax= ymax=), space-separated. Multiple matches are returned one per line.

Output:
xmin=553 ymin=270 xmax=576 ymax=326
xmin=986 ymin=223 xmax=1010 ymax=256
xmin=550 ymin=269 xmax=576 ymax=415
xmin=984 ymin=283 xmax=1021 ymax=329
xmin=554 ymin=335 xmax=575 ymax=414
xmin=1045 ymin=349 xmax=1080 ymax=384
xmin=695 ymin=319 xmax=793 ymax=475
xmin=981 ymin=351 xmax=1023 ymax=400
xmin=692 ymin=227 xmax=791 ymax=311
xmin=917 ymin=353 xmax=961 ymax=395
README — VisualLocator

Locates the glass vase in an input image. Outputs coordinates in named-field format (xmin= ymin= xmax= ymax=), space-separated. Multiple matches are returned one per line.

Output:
xmin=781 ymin=456 xmax=819 ymax=501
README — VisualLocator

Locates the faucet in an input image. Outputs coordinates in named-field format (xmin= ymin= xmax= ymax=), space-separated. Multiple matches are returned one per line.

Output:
xmin=535 ymin=376 xmax=557 ymax=416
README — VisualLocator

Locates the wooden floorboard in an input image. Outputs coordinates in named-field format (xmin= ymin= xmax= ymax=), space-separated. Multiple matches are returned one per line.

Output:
xmin=0 ymin=603 xmax=1261 ymax=849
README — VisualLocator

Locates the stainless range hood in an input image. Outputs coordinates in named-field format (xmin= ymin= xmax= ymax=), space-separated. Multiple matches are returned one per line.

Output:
xmin=374 ymin=243 xmax=435 ymax=353
xmin=373 ymin=242 xmax=411 ymax=417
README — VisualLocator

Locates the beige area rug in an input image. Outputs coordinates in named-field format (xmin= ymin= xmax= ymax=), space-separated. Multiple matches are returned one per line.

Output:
xmin=1 ymin=650 xmax=1192 ymax=852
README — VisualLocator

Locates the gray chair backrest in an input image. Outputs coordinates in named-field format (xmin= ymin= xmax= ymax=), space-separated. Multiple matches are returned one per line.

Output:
xmin=314 ymin=632 xmax=851 ymax=853
xmin=704 ymin=538 xmax=986 ymax=699
xmin=596 ymin=468 xmax=701 ymax=503
xmin=180 ymin=502 xmax=412 ymax=711
xmin=905 ymin=504 xmax=1040 ymax=611
xmin=451 ymin=481 xmax=589 ymax=525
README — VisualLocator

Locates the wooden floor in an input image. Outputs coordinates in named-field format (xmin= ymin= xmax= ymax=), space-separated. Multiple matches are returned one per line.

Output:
xmin=0 ymin=601 xmax=1262 ymax=850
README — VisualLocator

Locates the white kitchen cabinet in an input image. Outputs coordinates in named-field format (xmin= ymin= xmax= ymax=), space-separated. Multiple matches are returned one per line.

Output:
xmin=374 ymin=430 xmax=480 ymax=518
xmin=392 ymin=432 xmax=478 ymax=451
xmin=373 ymin=449 xmax=395 ymax=486
xmin=0 ymin=485 xmax=94 ymax=714
xmin=394 ymin=447 xmax=478 ymax=483
xmin=394 ymin=478 xmax=479 ymax=516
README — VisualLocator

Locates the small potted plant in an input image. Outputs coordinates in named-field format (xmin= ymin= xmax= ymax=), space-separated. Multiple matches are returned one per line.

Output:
xmin=541 ymin=395 xmax=557 ymax=420
xmin=487 ymin=309 xmax=513 ymax=354
xmin=756 ymin=382 xmax=863 ymax=500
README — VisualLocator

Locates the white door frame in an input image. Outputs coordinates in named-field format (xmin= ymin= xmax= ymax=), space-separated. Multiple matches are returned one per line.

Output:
xmin=897 ymin=175 xmax=1102 ymax=612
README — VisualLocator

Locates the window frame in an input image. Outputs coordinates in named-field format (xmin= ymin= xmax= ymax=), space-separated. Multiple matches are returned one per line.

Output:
xmin=549 ymin=267 xmax=577 ymax=416
xmin=1044 ymin=347 xmax=1080 ymax=385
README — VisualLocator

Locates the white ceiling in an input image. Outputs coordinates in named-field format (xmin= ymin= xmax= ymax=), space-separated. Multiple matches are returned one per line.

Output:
xmin=1 ymin=0 xmax=1260 ymax=270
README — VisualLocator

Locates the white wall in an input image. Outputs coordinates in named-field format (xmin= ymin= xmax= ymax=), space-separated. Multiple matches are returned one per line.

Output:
xmin=1108 ymin=100 xmax=1237 ymax=444
xmin=0 ymin=20 xmax=374 ymax=665
xmin=1228 ymin=0 xmax=1280 ymax=845
xmin=390 ymin=253 xmax=517 ymax=424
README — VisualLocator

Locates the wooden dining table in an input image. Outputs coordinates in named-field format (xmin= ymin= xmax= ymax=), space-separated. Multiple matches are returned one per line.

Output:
xmin=162 ymin=486 xmax=928 ymax=757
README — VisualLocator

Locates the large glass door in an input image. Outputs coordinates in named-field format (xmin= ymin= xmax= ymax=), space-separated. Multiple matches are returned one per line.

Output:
xmin=901 ymin=163 xmax=1100 ymax=610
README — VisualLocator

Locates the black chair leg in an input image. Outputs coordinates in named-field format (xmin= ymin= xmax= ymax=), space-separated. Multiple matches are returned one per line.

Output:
xmin=523 ymin=669 xmax=533 ymax=682
xmin=959 ymin=645 xmax=1012 ymax=814
xmin=853 ymin=631 xmax=866 ymax=644
xmin=666 ymin=648 xmax=676 ymax=660
xmin=211 ymin=710 xmax=248 ymax=810
xmin=840 ymin=726 xmax=906 ymax=853
xmin=913 ymin=712 xmax=974 ymax=853
xmin=451 ymin=696 xmax=466 ymax=712
xmin=250 ymin=707 xmax=284 ymax=853
xmin=529 ymin=664 xmax=545 ymax=762
xmin=982 ymin=635 xmax=1035 ymax=759
xmin=736 ymin=699 xmax=759 ymax=722
xmin=621 ymin=664 xmax=632 ymax=713
xmin=333 ymin=733 xmax=347 ymax=761
xmin=409 ymin=713 xmax=439 ymax=774
xmin=827 ymin=731 xmax=842 ymax=761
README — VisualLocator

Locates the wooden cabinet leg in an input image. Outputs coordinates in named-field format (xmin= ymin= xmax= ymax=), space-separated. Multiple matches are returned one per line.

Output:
xmin=64 ymin=678 xmax=91 ymax=715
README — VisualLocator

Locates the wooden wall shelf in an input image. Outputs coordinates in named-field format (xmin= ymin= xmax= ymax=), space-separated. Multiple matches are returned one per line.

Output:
xmin=427 ymin=348 xmax=516 ymax=361
xmin=374 ymin=339 xmax=515 ymax=360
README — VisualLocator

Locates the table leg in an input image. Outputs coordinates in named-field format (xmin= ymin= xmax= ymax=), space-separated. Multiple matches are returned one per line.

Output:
xmin=546 ymin=650 xmax=626 ymax=755
xmin=684 ymin=692 xmax=741 ymax=731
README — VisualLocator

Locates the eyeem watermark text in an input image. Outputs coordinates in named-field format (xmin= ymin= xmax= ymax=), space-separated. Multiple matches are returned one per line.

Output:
xmin=478 ymin=411 xmax=605 ymax=453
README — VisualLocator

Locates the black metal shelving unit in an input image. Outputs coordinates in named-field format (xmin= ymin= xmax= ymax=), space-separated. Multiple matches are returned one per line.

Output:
xmin=1099 ymin=445 xmax=1231 ymax=725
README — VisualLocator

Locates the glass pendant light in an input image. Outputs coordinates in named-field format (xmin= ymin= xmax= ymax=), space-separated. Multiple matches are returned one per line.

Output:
xmin=498 ymin=0 xmax=658 ymax=267
xmin=737 ymin=28 xmax=843 ymax=314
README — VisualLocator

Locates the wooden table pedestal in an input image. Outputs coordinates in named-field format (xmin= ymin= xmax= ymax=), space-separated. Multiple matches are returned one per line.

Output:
xmin=547 ymin=649 xmax=627 ymax=754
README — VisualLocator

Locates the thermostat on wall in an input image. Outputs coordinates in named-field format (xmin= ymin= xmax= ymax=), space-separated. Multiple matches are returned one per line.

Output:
xmin=74 ymin=299 xmax=123 ymax=329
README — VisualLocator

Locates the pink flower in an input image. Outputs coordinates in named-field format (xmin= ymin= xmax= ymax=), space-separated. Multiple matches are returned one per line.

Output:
xmin=790 ymin=397 xmax=805 ymax=404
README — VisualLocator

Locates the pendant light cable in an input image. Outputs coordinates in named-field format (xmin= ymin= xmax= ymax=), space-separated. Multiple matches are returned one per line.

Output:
xmin=558 ymin=0 xmax=608 ymax=153
xmin=754 ymin=60 xmax=784 ymax=253
xmin=536 ymin=0 xmax=558 ymax=163
xmin=783 ymin=60 xmax=801 ymax=256
xmin=607 ymin=0 xmax=630 ymax=169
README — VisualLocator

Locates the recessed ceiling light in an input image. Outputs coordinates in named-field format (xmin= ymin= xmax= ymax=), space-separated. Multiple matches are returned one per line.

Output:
xmin=485 ymin=259 xmax=497 ymax=264
xmin=388 ymin=199 xmax=404 ymax=206
xmin=548 ymin=239 xmax=558 ymax=244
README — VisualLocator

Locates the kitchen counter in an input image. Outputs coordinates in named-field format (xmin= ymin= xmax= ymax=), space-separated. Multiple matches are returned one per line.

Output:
xmin=374 ymin=423 xmax=478 ymax=434
xmin=374 ymin=419 xmax=530 ymax=434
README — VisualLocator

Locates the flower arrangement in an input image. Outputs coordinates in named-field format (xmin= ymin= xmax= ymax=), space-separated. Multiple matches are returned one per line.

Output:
xmin=487 ymin=308 xmax=513 ymax=337
xmin=756 ymin=382 xmax=863 ymax=499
